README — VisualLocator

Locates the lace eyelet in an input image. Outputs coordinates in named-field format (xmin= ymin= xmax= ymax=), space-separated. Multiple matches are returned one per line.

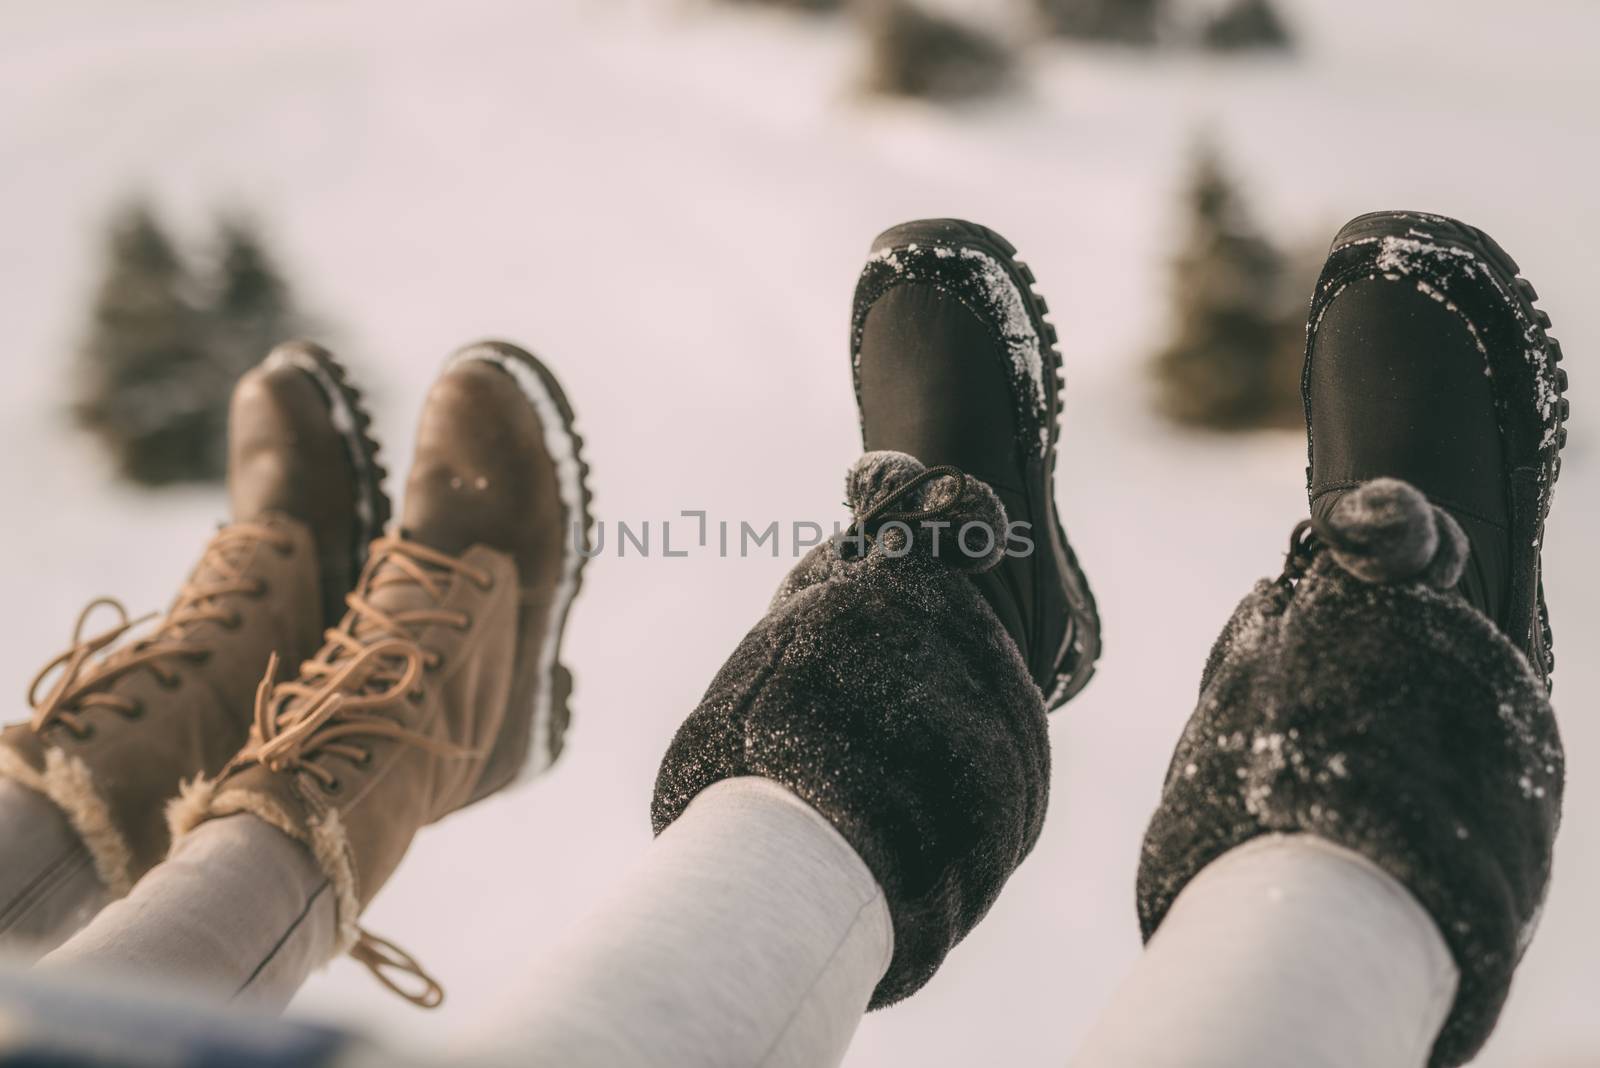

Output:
xmin=221 ymin=613 xmax=243 ymax=631
xmin=355 ymin=750 xmax=372 ymax=766
xmin=407 ymin=689 xmax=424 ymax=703
xmin=323 ymin=777 xmax=343 ymax=795
xmin=73 ymin=724 xmax=96 ymax=741
xmin=124 ymin=701 xmax=144 ymax=720
xmin=423 ymin=652 xmax=443 ymax=672
xmin=475 ymin=573 xmax=494 ymax=592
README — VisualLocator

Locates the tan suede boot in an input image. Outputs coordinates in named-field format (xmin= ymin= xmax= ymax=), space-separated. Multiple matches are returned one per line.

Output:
xmin=169 ymin=341 xmax=591 ymax=1006
xmin=0 ymin=341 xmax=389 ymax=894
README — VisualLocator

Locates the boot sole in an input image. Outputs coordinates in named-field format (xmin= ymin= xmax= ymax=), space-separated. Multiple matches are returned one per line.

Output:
xmin=1320 ymin=210 xmax=1569 ymax=683
xmin=447 ymin=341 xmax=594 ymax=779
xmin=855 ymin=218 xmax=1102 ymax=708
xmin=264 ymin=341 xmax=393 ymax=580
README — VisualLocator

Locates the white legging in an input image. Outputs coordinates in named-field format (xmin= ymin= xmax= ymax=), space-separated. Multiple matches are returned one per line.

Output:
xmin=471 ymin=776 xmax=893 ymax=1068
xmin=3 ymin=776 xmax=1457 ymax=1067
xmin=1070 ymin=833 xmax=1459 ymax=1068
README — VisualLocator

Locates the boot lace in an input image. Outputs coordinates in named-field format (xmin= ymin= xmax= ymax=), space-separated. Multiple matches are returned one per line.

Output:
xmin=233 ymin=534 xmax=491 ymax=1010
xmin=845 ymin=464 xmax=971 ymax=549
xmin=27 ymin=522 xmax=293 ymax=738
xmin=1278 ymin=518 xmax=1331 ymax=590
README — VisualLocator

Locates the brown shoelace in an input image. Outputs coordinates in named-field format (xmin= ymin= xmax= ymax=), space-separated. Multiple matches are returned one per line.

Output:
xmin=351 ymin=930 xmax=445 ymax=1009
xmin=234 ymin=534 xmax=490 ymax=1009
xmin=28 ymin=522 xmax=293 ymax=738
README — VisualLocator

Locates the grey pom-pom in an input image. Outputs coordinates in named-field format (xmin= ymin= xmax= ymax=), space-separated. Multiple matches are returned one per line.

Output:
xmin=1321 ymin=478 xmax=1469 ymax=589
xmin=844 ymin=450 xmax=1008 ymax=573
xmin=846 ymin=450 xmax=927 ymax=514
xmin=1420 ymin=509 xmax=1470 ymax=590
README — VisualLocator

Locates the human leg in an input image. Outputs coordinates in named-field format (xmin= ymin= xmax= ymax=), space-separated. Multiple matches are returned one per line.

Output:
xmin=0 ymin=780 xmax=108 ymax=956
xmin=1072 ymin=834 xmax=1458 ymax=1068
xmin=40 ymin=813 xmax=336 ymax=1011
xmin=476 ymin=777 xmax=891 ymax=1068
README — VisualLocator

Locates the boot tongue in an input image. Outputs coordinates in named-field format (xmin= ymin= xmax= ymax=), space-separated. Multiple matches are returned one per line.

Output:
xmin=156 ymin=529 xmax=268 ymax=645
xmin=398 ymin=513 xmax=479 ymax=560
xmin=1307 ymin=276 xmax=1512 ymax=626
xmin=855 ymin=285 xmax=1040 ymax=677
xmin=858 ymin=284 xmax=1023 ymax=497
xmin=359 ymin=559 xmax=451 ymax=619
xmin=301 ymin=548 xmax=456 ymax=698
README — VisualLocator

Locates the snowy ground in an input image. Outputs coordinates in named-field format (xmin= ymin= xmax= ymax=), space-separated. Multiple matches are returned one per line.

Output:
xmin=1 ymin=1 xmax=1597 ymax=1064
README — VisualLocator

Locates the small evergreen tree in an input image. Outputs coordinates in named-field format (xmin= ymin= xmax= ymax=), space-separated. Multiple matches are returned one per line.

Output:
xmin=73 ymin=203 xmax=226 ymax=485
xmin=1201 ymin=0 xmax=1293 ymax=52
xmin=859 ymin=0 xmax=1017 ymax=101
xmin=1150 ymin=142 xmax=1305 ymax=431
xmin=208 ymin=215 xmax=312 ymax=385
xmin=72 ymin=205 xmax=319 ymax=486
xmin=1035 ymin=0 xmax=1165 ymax=45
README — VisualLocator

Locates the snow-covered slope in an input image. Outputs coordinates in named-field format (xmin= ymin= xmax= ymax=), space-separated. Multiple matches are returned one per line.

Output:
xmin=0 ymin=1 xmax=1594 ymax=1063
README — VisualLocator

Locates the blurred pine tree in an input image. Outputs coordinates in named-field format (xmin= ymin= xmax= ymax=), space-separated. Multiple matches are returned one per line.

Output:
xmin=72 ymin=205 xmax=316 ymax=486
xmin=209 ymin=215 xmax=312 ymax=386
xmin=73 ymin=202 xmax=226 ymax=485
xmin=1150 ymin=142 xmax=1307 ymax=431
xmin=1201 ymin=0 xmax=1294 ymax=52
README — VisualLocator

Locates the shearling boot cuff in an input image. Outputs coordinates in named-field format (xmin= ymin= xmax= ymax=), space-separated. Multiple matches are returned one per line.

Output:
xmin=652 ymin=450 xmax=1050 ymax=1008
xmin=1137 ymin=479 xmax=1563 ymax=1067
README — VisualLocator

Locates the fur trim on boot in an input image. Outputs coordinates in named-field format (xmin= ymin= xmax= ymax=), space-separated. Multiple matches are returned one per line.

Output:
xmin=1138 ymin=478 xmax=1562 ymax=1067
xmin=0 ymin=746 xmax=133 ymax=897
xmin=652 ymin=450 xmax=1050 ymax=1009
xmin=166 ymin=776 xmax=361 ymax=957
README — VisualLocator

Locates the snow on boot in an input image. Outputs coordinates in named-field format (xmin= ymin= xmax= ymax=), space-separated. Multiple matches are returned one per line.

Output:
xmin=0 ymin=341 xmax=388 ymax=894
xmin=852 ymin=218 xmax=1101 ymax=707
xmin=1138 ymin=484 xmax=1561 ymax=1068
xmin=167 ymin=342 xmax=592 ymax=1006
xmin=653 ymin=450 xmax=1051 ymax=1009
xmin=1305 ymin=211 xmax=1569 ymax=687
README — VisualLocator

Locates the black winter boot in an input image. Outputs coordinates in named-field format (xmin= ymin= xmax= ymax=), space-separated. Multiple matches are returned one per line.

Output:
xmin=1305 ymin=211 xmax=1569 ymax=686
xmin=1142 ymin=212 xmax=1569 ymax=1067
xmin=852 ymin=219 xmax=1101 ymax=706
xmin=653 ymin=451 xmax=1050 ymax=1008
